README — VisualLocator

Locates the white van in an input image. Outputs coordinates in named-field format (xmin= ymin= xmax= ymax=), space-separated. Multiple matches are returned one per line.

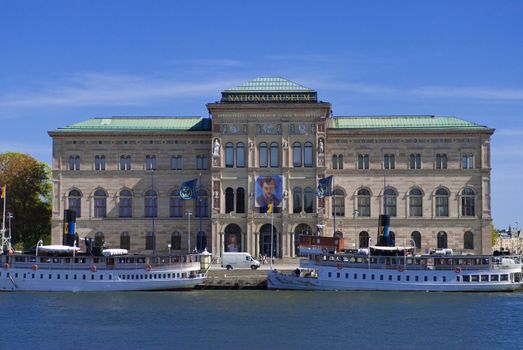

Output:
xmin=222 ymin=252 xmax=261 ymax=270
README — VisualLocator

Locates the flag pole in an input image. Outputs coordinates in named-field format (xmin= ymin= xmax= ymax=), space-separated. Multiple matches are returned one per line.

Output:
xmin=270 ymin=201 xmax=274 ymax=271
xmin=333 ymin=176 xmax=336 ymax=236
xmin=1 ymin=185 xmax=6 ymax=252
xmin=199 ymin=172 xmax=203 ymax=252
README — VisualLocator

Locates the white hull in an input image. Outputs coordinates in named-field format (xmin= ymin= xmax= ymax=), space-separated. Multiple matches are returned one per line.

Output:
xmin=0 ymin=266 xmax=205 ymax=292
xmin=268 ymin=266 xmax=522 ymax=292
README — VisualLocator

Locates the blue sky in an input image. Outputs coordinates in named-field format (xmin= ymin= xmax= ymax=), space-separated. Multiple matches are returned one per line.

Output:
xmin=1 ymin=0 xmax=522 ymax=228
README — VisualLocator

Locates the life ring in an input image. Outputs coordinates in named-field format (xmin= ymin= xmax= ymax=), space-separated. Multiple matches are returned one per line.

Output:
xmin=145 ymin=264 xmax=152 ymax=272
xmin=7 ymin=249 xmax=14 ymax=256
xmin=398 ymin=265 xmax=405 ymax=272
xmin=91 ymin=265 xmax=97 ymax=273
xmin=32 ymin=264 xmax=38 ymax=271
xmin=455 ymin=267 xmax=462 ymax=273
xmin=3 ymin=263 xmax=10 ymax=269
xmin=336 ymin=262 xmax=343 ymax=270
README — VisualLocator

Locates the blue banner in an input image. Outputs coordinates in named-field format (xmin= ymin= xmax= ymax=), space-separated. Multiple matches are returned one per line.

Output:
xmin=179 ymin=179 xmax=197 ymax=200
xmin=317 ymin=176 xmax=333 ymax=198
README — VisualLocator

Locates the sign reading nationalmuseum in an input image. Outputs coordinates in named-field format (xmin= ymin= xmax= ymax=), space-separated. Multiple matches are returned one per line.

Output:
xmin=221 ymin=91 xmax=318 ymax=103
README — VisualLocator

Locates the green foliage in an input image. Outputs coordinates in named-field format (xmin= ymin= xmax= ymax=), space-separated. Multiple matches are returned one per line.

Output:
xmin=0 ymin=152 xmax=51 ymax=249
xmin=491 ymin=223 xmax=498 ymax=247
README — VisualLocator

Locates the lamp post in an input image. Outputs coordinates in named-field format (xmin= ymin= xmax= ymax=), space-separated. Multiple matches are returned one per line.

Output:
xmin=186 ymin=210 xmax=192 ymax=254
xmin=353 ymin=209 xmax=359 ymax=249
xmin=168 ymin=243 xmax=171 ymax=256
xmin=7 ymin=212 xmax=13 ymax=245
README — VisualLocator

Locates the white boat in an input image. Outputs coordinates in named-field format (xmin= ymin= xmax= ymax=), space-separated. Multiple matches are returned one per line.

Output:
xmin=268 ymin=247 xmax=523 ymax=292
xmin=0 ymin=243 xmax=207 ymax=292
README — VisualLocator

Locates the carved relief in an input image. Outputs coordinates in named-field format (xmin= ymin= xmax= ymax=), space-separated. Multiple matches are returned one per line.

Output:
xmin=212 ymin=138 xmax=221 ymax=158
xmin=256 ymin=124 xmax=281 ymax=135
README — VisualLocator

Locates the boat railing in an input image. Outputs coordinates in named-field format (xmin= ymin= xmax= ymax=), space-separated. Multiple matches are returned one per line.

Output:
xmin=306 ymin=253 xmax=522 ymax=271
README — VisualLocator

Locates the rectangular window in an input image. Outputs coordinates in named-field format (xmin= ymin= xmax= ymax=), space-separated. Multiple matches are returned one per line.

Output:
xmin=384 ymin=154 xmax=395 ymax=169
xmin=435 ymin=153 xmax=447 ymax=169
xmin=371 ymin=274 xmax=375 ymax=280
xmin=120 ymin=156 xmax=132 ymax=171
xmin=145 ymin=232 xmax=155 ymax=250
xmin=171 ymin=156 xmax=183 ymax=170
xmin=461 ymin=154 xmax=474 ymax=169
xmin=197 ymin=155 xmax=208 ymax=170
xmin=328 ymin=272 xmax=332 ymax=278
xmin=380 ymin=275 xmax=384 ymax=281
xmin=409 ymin=154 xmax=421 ymax=169
xmin=388 ymin=275 xmax=392 ymax=281
xmin=358 ymin=154 xmax=369 ymax=169
xmin=95 ymin=155 xmax=106 ymax=171
xmin=424 ymin=276 xmax=428 ymax=282
xmin=145 ymin=155 xmax=156 ymax=170
xmin=406 ymin=275 xmax=410 ymax=282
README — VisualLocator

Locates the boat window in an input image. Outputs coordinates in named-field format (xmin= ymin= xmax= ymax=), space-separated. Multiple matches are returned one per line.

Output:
xmin=388 ymin=275 xmax=392 ymax=281
xmin=491 ymin=275 xmax=499 ymax=282
xmin=463 ymin=275 xmax=470 ymax=282
xmin=380 ymin=275 xmax=384 ymax=280
xmin=29 ymin=257 xmax=36 ymax=263
xmin=100 ymin=275 xmax=103 ymax=280
xmin=397 ymin=275 xmax=400 ymax=281
xmin=64 ymin=258 xmax=71 ymax=264
xmin=336 ymin=272 xmax=340 ymax=278
xmin=163 ymin=274 xmax=167 ymax=279
xmin=481 ymin=275 xmax=489 ymax=282
xmin=406 ymin=275 xmax=410 ymax=282
xmin=415 ymin=276 xmax=419 ymax=282
xmin=32 ymin=274 xmax=35 ymax=279
xmin=53 ymin=258 xmax=60 ymax=263
xmin=501 ymin=274 xmax=509 ymax=281
xmin=23 ymin=273 xmax=26 ymax=279
xmin=354 ymin=273 xmax=357 ymax=279
xmin=424 ymin=276 xmax=428 ymax=282
xmin=109 ymin=275 xmax=112 ymax=280
xmin=40 ymin=257 xmax=50 ymax=263
xmin=328 ymin=272 xmax=332 ymax=278
xmin=471 ymin=275 xmax=479 ymax=282
xmin=40 ymin=274 xmax=43 ymax=279
xmin=456 ymin=276 xmax=460 ymax=282
xmin=65 ymin=274 xmax=68 ymax=280
xmin=442 ymin=276 xmax=446 ymax=282
xmin=345 ymin=273 xmax=349 ymax=279
xmin=49 ymin=274 xmax=52 ymax=279
xmin=91 ymin=275 xmax=95 ymax=280
xmin=371 ymin=274 xmax=375 ymax=280
xmin=74 ymin=275 xmax=77 ymax=280
xmin=433 ymin=276 xmax=437 ymax=282
xmin=6 ymin=272 xmax=10 ymax=278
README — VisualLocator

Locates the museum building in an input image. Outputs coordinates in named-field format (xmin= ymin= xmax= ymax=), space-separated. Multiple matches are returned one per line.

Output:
xmin=48 ymin=77 xmax=494 ymax=257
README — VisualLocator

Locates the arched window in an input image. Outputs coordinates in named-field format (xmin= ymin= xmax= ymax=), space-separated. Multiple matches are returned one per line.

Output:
xmin=145 ymin=155 xmax=156 ymax=170
xmin=435 ymin=153 xmax=447 ymax=169
xmin=171 ymin=231 xmax=182 ymax=250
xmin=409 ymin=188 xmax=423 ymax=217
xmin=225 ymin=224 xmax=242 ymax=252
xmin=120 ymin=232 xmax=130 ymax=250
xmin=293 ymin=187 xmax=302 ymax=213
xmin=293 ymin=142 xmax=302 ymax=167
xmin=359 ymin=231 xmax=370 ymax=248
xmin=270 ymin=142 xmax=279 ymax=167
xmin=437 ymin=231 xmax=448 ymax=249
xmin=95 ymin=232 xmax=105 ymax=247
xmin=259 ymin=142 xmax=268 ymax=167
xmin=144 ymin=190 xmax=158 ymax=218
xmin=332 ymin=188 xmax=345 ymax=217
xmin=225 ymin=187 xmax=234 ymax=213
xmin=225 ymin=142 xmax=234 ymax=168
xmin=93 ymin=189 xmax=107 ymax=218
xmin=94 ymin=155 xmax=106 ymax=170
xmin=119 ymin=190 xmax=132 ymax=218
xmin=304 ymin=187 xmax=314 ymax=213
xmin=435 ymin=188 xmax=449 ymax=217
xmin=358 ymin=154 xmax=369 ymax=169
xmin=384 ymin=188 xmax=397 ymax=216
xmin=357 ymin=189 xmax=371 ymax=217
xmin=236 ymin=142 xmax=245 ymax=168
xmin=69 ymin=155 xmax=80 ymax=170
xmin=464 ymin=231 xmax=474 ymax=250
xmin=304 ymin=142 xmax=313 ymax=167
xmin=236 ymin=188 xmax=245 ymax=214
xmin=411 ymin=231 xmax=421 ymax=249
xmin=461 ymin=188 xmax=475 ymax=217
xmin=195 ymin=189 xmax=209 ymax=217
xmin=68 ymin=189 xmax=81 ymax=217
xmin=332 ymin=155 xmax=338 ymax=169
xmin=170 ymin=190 xmax=183 ymax=217
xmin=337 ymin=155 xmax=343 ymax=170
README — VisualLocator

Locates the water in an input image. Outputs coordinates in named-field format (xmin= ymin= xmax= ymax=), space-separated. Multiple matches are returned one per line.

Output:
xmin=1 ymin=290 xmax=522 ymax=350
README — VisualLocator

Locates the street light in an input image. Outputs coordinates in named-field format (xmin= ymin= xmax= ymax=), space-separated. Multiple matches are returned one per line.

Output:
xmin=353 ymin=209 xmax=359 ymax=249
xmin=186 ymin=210 xmax=192 ymax=254
xmin=168 ymin=243 xmax=171 ymax=256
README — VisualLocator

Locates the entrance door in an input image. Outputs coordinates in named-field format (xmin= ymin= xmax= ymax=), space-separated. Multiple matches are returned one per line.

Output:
xmin=259 ymin=224 xmax=277 ymax=257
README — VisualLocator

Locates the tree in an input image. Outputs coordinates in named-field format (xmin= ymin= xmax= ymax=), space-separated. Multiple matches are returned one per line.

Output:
xmin=491 ymin=223 xmax=498 ymax=247
xmin=0 ymin=152 xmax=51 ymax=249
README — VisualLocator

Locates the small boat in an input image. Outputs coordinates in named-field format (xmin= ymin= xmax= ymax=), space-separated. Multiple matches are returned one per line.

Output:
xmin=268 ymin=215 xmax=523 ymax=292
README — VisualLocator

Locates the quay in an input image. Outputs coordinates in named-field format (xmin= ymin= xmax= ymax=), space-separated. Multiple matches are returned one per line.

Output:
xmin=198 ymin=261 xmax=297 ymax=289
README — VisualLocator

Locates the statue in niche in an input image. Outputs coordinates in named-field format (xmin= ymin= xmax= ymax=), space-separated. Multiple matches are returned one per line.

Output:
xmin=213 ymin=138 xmax=221 ymax=157
xmin=298 ymin=124 xmax=306 ymax=134
xmin=277 ymin=124 xmax=281 ymax=134
xmin=229 ymin=124 xmax=239 ymax=134
xmin=256 ymin=125 xmax=262 ymax=134
xmin=318 ymin=138 xmax=324 ymax=154
xmin=243 ymin=124 xmax=248 ymax=134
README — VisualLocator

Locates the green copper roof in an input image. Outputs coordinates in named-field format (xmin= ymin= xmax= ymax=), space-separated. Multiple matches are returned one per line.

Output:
xmin=331 ymin=116 xmax=488 ymax=129
xmin=224 ymin=77 xmax=314 ymax=92
xmin=53 ymin=117 xmax=211 ymax=132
